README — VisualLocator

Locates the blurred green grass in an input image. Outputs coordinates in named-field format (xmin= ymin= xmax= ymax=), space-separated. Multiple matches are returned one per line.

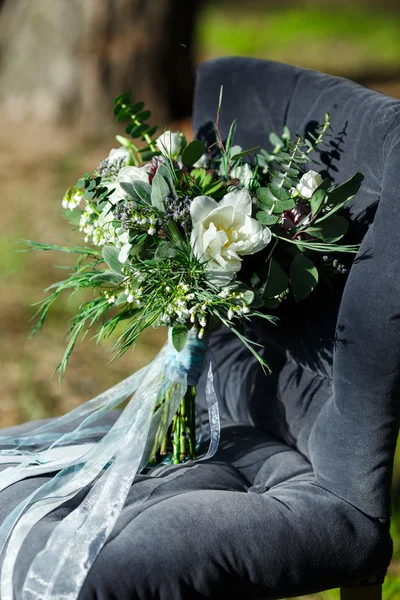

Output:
xmin=198 ymin=4 xmax=400 ymax=76
xmin=1 ymin=2 xmax=400 ymax=598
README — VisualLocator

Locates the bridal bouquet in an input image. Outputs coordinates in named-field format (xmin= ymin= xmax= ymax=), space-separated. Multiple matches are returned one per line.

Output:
xmin=27 ymin=90 xmax=362 ymax=465
xmin=0 ymin=90 xmax=363 ymax=600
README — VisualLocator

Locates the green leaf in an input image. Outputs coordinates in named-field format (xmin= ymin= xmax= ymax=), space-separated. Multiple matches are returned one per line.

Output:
xmin=181 ymin=140 xmax=206 ymax=167
xmin=230 ymin=146 xmax=260 ymax=160
xmin=282 ymin=125 xmax=291 ymax=141
xmin=268 ymin=183 xmax=291 ymax=202
xmin=263 ymin=258 xmax=289 ymax=298
xmin=62 ymin=209 xmax=82 ymax=226
xmin=130 ymin=101 xmax=145 ymax=114
xmin=155 ymin=241 xmax=177 ymax=260
xmin=115 ymin=292 xmax=128 ymax=306
xmin=126 ymin=123 xmax=148 ymax=138
xmin=256 ymin=187 xmax=274 ymax=208
xmin=171 ymin=324 xmax=188 ymax=352
xmin=156 ymin=162 xmax=178 ymax=200
xmin=151 ymin=171 xmax=170 ymax=212
xmin=136 ymin=109 xmax=151 ymax=122
xmin=90 ymin=270 xmax=124 ymax=284
xmin=114 ymin=91 xmax=131 ymax=105
xmin=307 ymin=215 xmax=349 ymax=242
xmin=102 ymin=246 xmax=123 ymax=273
xmin=131 ymin=181 xmax=152 ymax=204
xmin=272 ymin=198 xmax=295 ymax=213
xmin=327 ymin=172 xmax=364 ymax=206
xmin=256 ymin=211 xmax=280 ymax=226
xmin=269 ymin=132 xmax=284 ymax=149
xmin=289 ymin=253 xmax=319 ymax=302
xmin=263 ymin=297 xmax=280 ymax=309
xmin=145 ymin=125 xmax=158 ymax=138
xmin=310 ymin=188 xmax=326 ymax=216
xmin=251 ymin=293 xmax=264 ymax=308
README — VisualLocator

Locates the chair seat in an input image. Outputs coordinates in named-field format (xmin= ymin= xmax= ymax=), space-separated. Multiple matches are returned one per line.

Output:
xmin=0 ymin=416 xmax=392 ymax=599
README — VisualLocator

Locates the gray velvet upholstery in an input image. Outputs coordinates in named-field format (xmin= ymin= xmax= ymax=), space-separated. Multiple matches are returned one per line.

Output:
xmin=1 ymin=58 xmax=399 ymax=599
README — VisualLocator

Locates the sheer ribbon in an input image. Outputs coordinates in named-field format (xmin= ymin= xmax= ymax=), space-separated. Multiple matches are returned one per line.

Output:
xmin=0 ymin=330 xmax=220 ymax=600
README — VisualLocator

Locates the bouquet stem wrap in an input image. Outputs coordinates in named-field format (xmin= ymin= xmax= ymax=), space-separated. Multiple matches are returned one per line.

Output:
xmin=0 ymin=329 xmax=220 ymax=600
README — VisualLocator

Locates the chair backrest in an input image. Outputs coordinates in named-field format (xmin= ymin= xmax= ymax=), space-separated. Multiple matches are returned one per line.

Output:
xmin=193 ymin=57 xmax=400 ymax=519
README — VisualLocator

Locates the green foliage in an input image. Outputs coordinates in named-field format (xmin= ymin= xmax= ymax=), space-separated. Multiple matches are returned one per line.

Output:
xmin=263 ymin=258 xmax=289 ymax=299
xmin=113 ymin=92 xmax=158 ymax=153
xmin=62 ymin=209 xmax=81 ymax=226
xmin=102 ymin=246 xmax=123 ymax=273
xmin=181 ymin=140 xmax=206 ymax=167
xmin=171 ymin=324 xmax=188 ymax=352
xmin=188 ymin=168 xmax=226 ymax=199
xmin=307 ymin=215 xmax=349 ymax=243
xmin=290 ymin=253 xmax=319 ymax=302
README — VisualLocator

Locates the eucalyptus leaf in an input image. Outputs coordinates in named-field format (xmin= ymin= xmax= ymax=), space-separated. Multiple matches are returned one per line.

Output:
xmin=268 ymin=183 xmax=291 ymax=202
xmin=171 ymin=324 xmax=188 ymax=352
xmin=289 ymin=253 xmax=319 ymax=302
xmin=269 ymin=132 xmax=284 ymax=149
xmin=307 ymin=215 xmax=349 ymax=242
xmin=256 ymin=211 xmax=280 ymax=226
xmin=181 ymin=140 xmax=206 ymax=167
xmin=310 ymin=188 xmax=326 ymax=216
xmin=263 ymin=258 xmax=289 ymax=298
xmin=256 ymin=188 xmax=276 ymax=208
xmin=327 ymin=172 xmax=364 ymax=207
xmin=102 ymin=246 xmax=123 ymax=273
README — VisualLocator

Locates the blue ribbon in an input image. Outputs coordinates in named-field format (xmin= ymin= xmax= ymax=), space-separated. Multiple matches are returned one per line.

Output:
xmin=0 ymin=329 xmax=220 ymax=600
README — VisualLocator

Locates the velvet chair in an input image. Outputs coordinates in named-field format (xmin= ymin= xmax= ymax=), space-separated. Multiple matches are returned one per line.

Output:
xmin=1 ymin=58 xmax=399 ymax=599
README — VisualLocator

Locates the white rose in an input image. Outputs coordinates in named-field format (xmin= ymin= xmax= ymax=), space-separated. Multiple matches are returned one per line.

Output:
xmin=190 ymin=189 xmax=271 ymax=285
xmin=230 ymin=163 xmax=254 ymax=189
xmin=106 ymin=166 xmax=149 ymax=204
xmin=296 ymin=170 xmax=323 ymax=199
xmin=108 ymin=147 xmax=130 ymax=165
xmin=156 ymin=130 xmax=183 ymax=158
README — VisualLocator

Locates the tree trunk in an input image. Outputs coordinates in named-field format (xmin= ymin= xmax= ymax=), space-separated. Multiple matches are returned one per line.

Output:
xmin=0 ymin=0 xmax=200 ymax=128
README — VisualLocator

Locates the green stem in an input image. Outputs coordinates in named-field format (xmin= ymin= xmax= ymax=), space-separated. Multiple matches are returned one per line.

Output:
xmin=132 ymin=117 xmax=157 ymax=153
xmin=167 ymin=220 xmax=184 ymax=246
xmin=180 ymin=400 xmax=186 ymax=463
xmin=172 ymin=412 xmax=180 ymax=464
xmin=187 ymin=386 xmax=197 ymax=461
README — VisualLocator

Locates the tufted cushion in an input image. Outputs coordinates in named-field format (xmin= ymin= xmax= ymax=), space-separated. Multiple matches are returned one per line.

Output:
xmin=0 ymin=416 xmax=392 ymax=599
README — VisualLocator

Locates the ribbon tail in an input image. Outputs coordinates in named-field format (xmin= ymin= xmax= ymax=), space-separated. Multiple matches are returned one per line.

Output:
xmin=19 ymin=362 xmax=187 ymax=600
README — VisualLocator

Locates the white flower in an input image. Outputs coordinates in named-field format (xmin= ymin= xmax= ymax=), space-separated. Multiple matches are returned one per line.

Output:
xmin=230 ymin=163 xmax=254 ymax=189
xmin=190 ymin=189 xmax=271 ymax=285
xmin=108 ymin=147 xmax=130 ymax=166
xmin=296 ymin=170 xmax=323 ymax=199
xmin=156 ymin=130 xmax=183 ymax=158
xmin=106 ymin=166 xmax=149 ymax=205
xmin=61 ymin=187 xmax=83 ymax=210
xmin=193 ymin=153 xmax=208 ymax=168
